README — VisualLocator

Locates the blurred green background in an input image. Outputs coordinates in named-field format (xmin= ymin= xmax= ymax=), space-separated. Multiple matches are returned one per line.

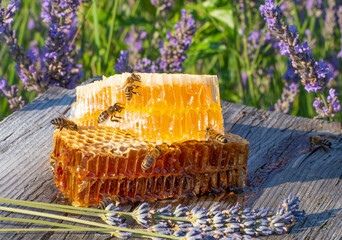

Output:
xmin=1 ymin=0 xmax=341 ymax=121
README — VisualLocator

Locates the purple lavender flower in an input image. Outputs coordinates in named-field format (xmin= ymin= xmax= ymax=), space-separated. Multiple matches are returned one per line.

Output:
xmin=28 ymin=19 xmax=35 ymax=30
xmin=337 ymin=6 xmax=342 ymax=59
xmin=260 ymin=0 xmax=340 ymax=119
xmin=306 ymin=0 xmax=323 ymax=17
xmin=0 ymin=77 xmax=25 ymax=111
xmin=41 ymin=0 xmax=82 ymax=88
xmin=41 ymin=0 xmax=79 ymax=41
xmin=135 ymin=57 xmax=153 ymax=73
xmin=150 ymin=0 xmax=174 ymax=16
xmin=247 ymin=30 xmax=262 ymax=56
xmin=124 ymin=25 xmax=147 ymax=64
xmin=158 ymin=9 xmax=196 ymax=73
xmin=260 ymin=0 xmax=333 ymax=94
xmin=0 ymin=0 xmax=48 ymax=93
xmin=241 ymin=72 xmax=248 ymax=86
xmin=0 ymin=0 xmax=20 ymax=26
xmin=117 ymin=9 xmax=196 ymax=74
xmin=259 ymin=0 xmax=282 ymax=29
xmin=313 ymin=88 xmax=341 ymax=119
xmin=273 ymin=61 xmax=300 ymax=114
xmin=114 ymin=50 xmax=133 ymax=73
xmin=323 ymin=0 xmax=336 ymax=41
xmin=1 ymin=0 xmax=82 ymax=94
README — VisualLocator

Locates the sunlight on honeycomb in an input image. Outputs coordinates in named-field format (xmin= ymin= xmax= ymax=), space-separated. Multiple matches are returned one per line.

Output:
xmin=70 ymin=73 xmax=224 ymax=143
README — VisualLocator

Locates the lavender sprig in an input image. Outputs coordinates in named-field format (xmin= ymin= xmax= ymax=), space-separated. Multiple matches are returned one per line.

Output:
xmin=274 ymin=60 xmax=300 ymax=114
xmin=158 ymin=9 xmax=195 ymax=73
xmin=260 ymin=0 xmax=340 ymax=119
xmin=100 ymin=193 xmax=302 ymax=239
xmin=313 ymin=88 xmax=341 ymax=119
xmin=41 ymin=0 xmax=83 ymax=89
xmin=0 ymin=77 xmax=25 ymax=111
xmin=260 ymin=0 xmax=332 ymax=93
xmin=323 ymin=0 xmax=336 ymax=43
xmin=0 ymin=194 xmax=302 ymax=239
xmin=1 ymin=0 xmax=83 ymax=112
xmin=337 ymin=6 xmax=342 ymax=59
xmin=114 ymin=50 xmax=133 ymax=73
xmin=150 ymin=0 xmax=174 ymax=17
xmin=124 ymin=25 xmax=147 ymax=64
xmin=0 ymin=0 xmax=48 ymax=94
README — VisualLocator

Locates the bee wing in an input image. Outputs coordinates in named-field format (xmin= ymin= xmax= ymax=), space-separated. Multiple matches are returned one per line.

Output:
xmin=119 ymin=82 xmax=128 ymax=91
xmin=57 ymin=111 xmax=69 ymax=121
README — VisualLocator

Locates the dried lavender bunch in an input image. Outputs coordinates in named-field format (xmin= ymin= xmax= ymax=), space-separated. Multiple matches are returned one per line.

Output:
xmin=274 ymin=61 xmax=300 ymax=114
xmin=41 ymin=0 xmax=82 ymax=89
xmin=0 ymin=77 xmax=25 ymax=111
xmin=0 ymin=0 xmax=48 ymax=94
xmin=259 ymin=0 xmax=341 ymax=119
xmin=102 ymin=193 xmax=302 ymax=239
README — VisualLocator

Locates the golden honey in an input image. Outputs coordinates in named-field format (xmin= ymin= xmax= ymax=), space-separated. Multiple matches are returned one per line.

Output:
xmin=71 ymin=73 xmax=223 ymax=143
xmin=51 ymin=73 xmax=249 ymax=207
xmin=50 ymin=127 xmax=249 ymax=207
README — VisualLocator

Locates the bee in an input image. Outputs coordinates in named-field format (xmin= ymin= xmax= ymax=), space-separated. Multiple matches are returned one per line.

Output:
xmin=309 ymin=135 xmax=333 ymax=153
xmin=141 ymin=146 xmax=162 ymax=171
xmin=51 ymin=111 xmax=78 ymax=131
xmin=205 ymin=127 xmax=228 ymax=143
xmin=121 ymin=73 xmax=142 ymax=101
xmin=125 ymin=85 xmax=142 ymax=101
xmin=98 ymin=195 xmax=120 ymax=209
xmin=97 ymin=103 xmax=125 ymax=123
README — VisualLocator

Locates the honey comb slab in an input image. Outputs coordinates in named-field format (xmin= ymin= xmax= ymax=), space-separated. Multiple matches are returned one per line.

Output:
xmin=50 ymin=127 xmax=249 ymax=207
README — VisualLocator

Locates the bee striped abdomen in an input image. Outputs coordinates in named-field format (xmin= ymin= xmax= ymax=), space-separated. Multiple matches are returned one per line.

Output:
xmin=125 ymin=87 xmax=133 ymax=101
xmin=321 ymin=139 xmax=332 ymax=148
xmin=51 ymin=118 xmax=65 ymax=126
xmin=206 ymin=128 xmax=227 ymax=143
xmin=141 ymin=146 xmax=162 ymax=171
xmin=213 ymin=133 xmax=227 ymax=143
xmin=98 ymin=110 xmax=109 ymax=123
xmin=51 ymin=112 xmax=78 ymax=131
xmin=98 ymin=198 xmax=113 ymax=210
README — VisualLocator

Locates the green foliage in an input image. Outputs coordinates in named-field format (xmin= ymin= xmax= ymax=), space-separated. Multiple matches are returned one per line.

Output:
xmin=1 ymin=0 xmax=342 ymax=121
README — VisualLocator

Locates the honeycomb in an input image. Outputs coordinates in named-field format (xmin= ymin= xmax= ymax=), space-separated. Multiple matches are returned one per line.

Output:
xmin=50 ymin=127 xmax=249 ymax=207
xmin=70 ymin=73 xmax=223 ymax=143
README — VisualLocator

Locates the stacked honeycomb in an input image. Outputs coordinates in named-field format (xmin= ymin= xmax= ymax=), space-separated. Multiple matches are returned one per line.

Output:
xmin=50 ymin=127 xmax=249 ymax=207
xmin=51 ymin=73 xmax=249 ymax=207
xmin=70 ymin=73 xmax=223 ymax=143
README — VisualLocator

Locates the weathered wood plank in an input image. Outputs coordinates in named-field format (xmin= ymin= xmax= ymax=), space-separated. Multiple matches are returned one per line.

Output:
xmin=0 ymin=86 xmax=341 ymax=239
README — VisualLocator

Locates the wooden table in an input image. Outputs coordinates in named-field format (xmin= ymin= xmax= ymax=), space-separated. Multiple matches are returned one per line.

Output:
xmin=0 ymin=82 xmax=341 ymax=239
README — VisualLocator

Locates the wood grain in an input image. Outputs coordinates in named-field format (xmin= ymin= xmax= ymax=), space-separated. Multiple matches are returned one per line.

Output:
xmin=0 ymin=85 xmax=341 ymax=239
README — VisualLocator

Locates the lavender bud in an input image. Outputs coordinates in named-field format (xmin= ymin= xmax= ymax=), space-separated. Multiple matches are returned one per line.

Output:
xmin=174 ymin=204 xmax=189 ymax=218
xmin=114 ymin=50 xmax=133 ymax=73
xmin=111 ymin=223 xmax=133 ymax=239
